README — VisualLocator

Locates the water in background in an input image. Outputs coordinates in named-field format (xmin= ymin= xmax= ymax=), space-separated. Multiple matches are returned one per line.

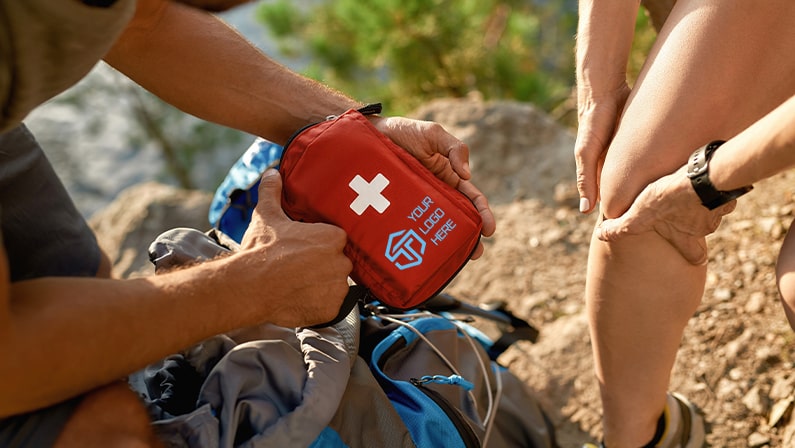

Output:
xmin=23 ymin=4 xmax=287 ymax=220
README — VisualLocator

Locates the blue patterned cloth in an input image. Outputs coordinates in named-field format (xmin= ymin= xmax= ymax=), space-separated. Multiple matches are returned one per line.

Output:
xmin=208 ymin=138 xmax=283 ymax=242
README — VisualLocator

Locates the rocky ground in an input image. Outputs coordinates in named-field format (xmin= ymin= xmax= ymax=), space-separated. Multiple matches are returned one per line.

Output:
xmin=92 ymin=98 xmax=795 ymax=447
xmin=445 ymin=168 xmax=795 ymax=448
xmin=411 ymin=97 xmax=795 ymax=447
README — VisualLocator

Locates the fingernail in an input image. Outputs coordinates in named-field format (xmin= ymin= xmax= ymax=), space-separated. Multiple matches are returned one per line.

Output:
xmin=579 ymin=197 xmax=590 ymax=213
xmin=263 ymin=169 xmax=278 ymax=177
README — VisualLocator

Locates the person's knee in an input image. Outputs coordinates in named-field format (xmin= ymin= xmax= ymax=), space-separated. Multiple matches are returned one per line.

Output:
xmin=776 ymin=271 xmax=795 ymax=331
xmin=776 ymin=224 xmax=795 ymax=330
xmin=777 ymin=255 xmax=795 ymax=331
xmin=54 ymin=381 xmax=161 ymax=448
xmin=597 ymin=163 xmax=642 ymax=220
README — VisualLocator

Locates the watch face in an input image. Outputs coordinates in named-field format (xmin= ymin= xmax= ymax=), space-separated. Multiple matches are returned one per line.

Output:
xmin=687 ymin=150 xmax=709 ymax=178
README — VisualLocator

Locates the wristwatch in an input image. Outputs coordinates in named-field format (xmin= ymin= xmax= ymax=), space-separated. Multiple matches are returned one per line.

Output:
xmin=686 ymin=140 xmax=753 ymax=210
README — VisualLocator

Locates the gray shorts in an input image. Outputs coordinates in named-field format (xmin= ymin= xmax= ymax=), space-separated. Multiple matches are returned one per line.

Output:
xmin=0 ymin=124 xmax=102 ymax=447
xmin=0 ymin=398 xmax=83 ymax=447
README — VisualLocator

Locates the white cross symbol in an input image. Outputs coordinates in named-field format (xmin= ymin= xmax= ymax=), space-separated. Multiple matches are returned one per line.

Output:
xmin=349 ymin=173 xmax=390 ymax=215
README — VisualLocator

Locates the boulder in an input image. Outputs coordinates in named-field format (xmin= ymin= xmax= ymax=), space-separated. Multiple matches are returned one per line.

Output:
xmin=89 ymin=182 xmax=213 ymax=279
xmin=410 ymin=97 xmax=577 ymax=206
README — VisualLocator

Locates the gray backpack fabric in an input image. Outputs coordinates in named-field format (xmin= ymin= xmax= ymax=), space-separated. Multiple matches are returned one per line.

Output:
xmin=132 ymin=227 xmax=557 ymax=448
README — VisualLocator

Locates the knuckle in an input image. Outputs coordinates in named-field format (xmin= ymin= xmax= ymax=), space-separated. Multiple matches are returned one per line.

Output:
xmin=576 ymin=175 xmax=588 ymax=191
xmin=426 ymin=121 xmax=443 ymax=134
xmin=338 ymin=256 xmax=353 ymax=275
xmin=329 ymin=226 xmax=348 ymax=245
xmin=451 ymin=140 xmax=469 ymax=157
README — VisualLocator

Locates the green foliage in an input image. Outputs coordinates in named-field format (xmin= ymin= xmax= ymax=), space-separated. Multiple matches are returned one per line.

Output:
xmin=257 ymin=0 xmax=578 ymax=114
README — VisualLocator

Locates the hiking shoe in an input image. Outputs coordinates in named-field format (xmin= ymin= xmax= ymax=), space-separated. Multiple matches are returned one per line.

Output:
xmin=657 ymin=392 xmax=706 ymax=448
xmin=581 ymin=392 xmax=705 ymax=448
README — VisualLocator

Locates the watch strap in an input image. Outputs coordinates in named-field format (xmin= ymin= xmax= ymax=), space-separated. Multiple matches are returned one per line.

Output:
xmin=687 ymin=140 xmax=753 ymax=210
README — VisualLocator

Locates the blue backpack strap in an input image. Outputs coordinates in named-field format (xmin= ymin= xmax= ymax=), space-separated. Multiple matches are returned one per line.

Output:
xmin=308 ymin=427 xmax=349 ymax=447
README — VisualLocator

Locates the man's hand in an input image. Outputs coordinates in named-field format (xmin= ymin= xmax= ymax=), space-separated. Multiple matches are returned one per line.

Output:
xmin=596 ymin=166 xmax=737 ymax=265
xmin=237 ymin=169 xmax=352 ymax=328
xmin=370 ymin=116 xmax=496 ymax=258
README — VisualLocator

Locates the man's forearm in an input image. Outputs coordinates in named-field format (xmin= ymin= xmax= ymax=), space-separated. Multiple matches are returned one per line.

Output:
xmin=104 ymin=0 xmax=360 ymax=144
xmin=0 ymin=254 xmax=259 ymax=417
xmin=576 ymin=0 xmax=640 ymax=100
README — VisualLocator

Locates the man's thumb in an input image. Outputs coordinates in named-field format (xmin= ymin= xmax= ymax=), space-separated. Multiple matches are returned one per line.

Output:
xmin=255 ymin=169 xmax=285 ymax=214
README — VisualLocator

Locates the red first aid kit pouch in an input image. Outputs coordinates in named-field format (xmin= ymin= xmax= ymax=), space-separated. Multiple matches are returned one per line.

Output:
xmin=279 ymin=105 xmax=483 ymax=310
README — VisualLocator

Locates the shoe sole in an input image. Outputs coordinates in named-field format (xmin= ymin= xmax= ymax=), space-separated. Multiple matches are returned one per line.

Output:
xmin=670 ymin=392 xmax=706 ymax=448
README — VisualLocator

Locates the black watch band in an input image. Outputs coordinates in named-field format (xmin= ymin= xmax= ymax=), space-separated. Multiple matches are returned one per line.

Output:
xmin=81 ymin=0 xmax=118 ymax=7
xmin=686 ymin=140 xmax=753 ymax=210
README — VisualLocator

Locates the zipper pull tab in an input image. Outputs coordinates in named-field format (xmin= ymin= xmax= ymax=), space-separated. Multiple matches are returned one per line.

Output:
xmin=411 ymin=375 xmax=474 ymax=391
xmin=357 ymin=103 xmax=383 ymax=116
xmin=327 ymin=103 xmax=382 ymax=121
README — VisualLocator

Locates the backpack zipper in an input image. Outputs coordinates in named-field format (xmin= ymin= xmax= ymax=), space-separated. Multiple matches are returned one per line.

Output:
xmin=409 ymin=378 xmax=481 ymax=448
xmin=324 ymin=103 xmax=383 ymax=122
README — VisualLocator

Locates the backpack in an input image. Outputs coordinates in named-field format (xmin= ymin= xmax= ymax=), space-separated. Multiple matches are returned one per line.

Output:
xmin=357 ymin=305 xmax=556 ymax=448
xmin=133 ymin=228 xmax=557 ymax=448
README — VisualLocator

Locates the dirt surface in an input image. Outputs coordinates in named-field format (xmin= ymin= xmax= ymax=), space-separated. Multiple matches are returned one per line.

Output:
xmin=445 ymin=170 xmax=795 ymax=447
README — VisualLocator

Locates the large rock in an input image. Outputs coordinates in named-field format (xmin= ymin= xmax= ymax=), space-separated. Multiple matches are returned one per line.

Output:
xmin=411 ymin=97 xmax=577 ymax=206
xmin=89 ymin=182 xmax=213 ymax=279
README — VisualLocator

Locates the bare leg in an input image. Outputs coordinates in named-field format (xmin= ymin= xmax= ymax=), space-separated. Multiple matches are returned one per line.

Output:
xmin=590 ymin=0 xmax=795 ymax=446
xmin=776 ymin=220 xmax=795 ymax=330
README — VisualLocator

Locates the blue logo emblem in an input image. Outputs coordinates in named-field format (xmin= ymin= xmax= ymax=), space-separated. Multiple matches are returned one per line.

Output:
xmin=385 ymin=229 xmax=426 ymax=270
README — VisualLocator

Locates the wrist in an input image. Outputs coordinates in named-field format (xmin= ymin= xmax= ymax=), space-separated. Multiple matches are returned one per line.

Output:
xmin=686 ymin=140 xmax=753 ymax=209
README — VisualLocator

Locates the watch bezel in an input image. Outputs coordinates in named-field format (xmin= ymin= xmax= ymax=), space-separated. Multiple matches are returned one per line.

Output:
xmin=686 ymin=141 xmax=722 ymax=179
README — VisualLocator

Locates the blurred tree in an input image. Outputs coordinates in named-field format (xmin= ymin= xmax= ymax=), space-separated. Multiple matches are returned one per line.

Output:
xmin=257 ymin=0 xmax=579 ymax=115
xmin=55 ymin=66 xmax=248 ymax=191
xmin=257 ymin=0 xmax=660 ymax=127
